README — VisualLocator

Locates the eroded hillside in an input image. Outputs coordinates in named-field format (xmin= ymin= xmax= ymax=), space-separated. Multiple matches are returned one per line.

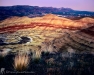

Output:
xmin=0 ymin=14 xmax=94 ymax=55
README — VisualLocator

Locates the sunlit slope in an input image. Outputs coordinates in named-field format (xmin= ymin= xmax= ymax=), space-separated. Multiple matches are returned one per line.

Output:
xmin=0 ymin=14 xmax=94 ymax=29
xmin=80 ymin=17 xmax=94 ymax=23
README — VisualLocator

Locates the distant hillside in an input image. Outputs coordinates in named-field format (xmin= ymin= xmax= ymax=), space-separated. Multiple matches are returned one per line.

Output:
xmin=0 ymin=5 xmax=94 ymax=20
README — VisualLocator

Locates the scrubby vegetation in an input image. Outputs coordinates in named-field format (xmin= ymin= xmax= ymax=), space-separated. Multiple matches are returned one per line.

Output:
xmin=13 ymin=53 xmax=30 ymax=72
xmin=0 ymin=51 xmax=94 ymax=75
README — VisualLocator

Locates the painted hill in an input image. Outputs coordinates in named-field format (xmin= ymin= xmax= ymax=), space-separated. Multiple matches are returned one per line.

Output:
xmin=0 ymin=14 xmax=94 ymax=29
xmin=0 ymin=14 xmax=94 ymax=55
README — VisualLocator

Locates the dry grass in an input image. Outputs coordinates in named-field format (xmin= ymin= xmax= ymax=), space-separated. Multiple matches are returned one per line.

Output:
xmin=13 ymin=53 xmax=30 ymax=71
xmin=32 ymin=50 xmax=41 ymax=60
